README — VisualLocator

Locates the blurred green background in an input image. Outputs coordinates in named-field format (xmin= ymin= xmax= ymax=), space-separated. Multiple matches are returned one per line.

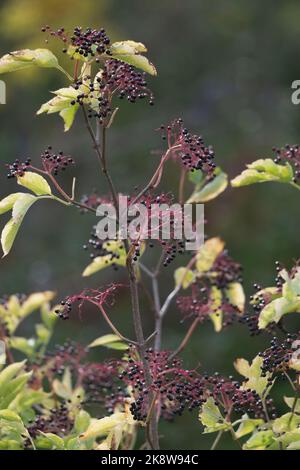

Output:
xmin=1 ymin=0 xmax=300 ymax=449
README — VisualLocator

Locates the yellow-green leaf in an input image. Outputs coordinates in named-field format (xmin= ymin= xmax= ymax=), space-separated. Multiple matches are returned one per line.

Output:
xmin=174 ymin=267 xmax=195 ymax=289
xmin=225 ymin=282 xmax=245 ymax=313
xmin=0 ymin=193 xmax=23 ymax=215
xmin=209 ymin=286 xmax=223 ymax=332
xmin=0 ymin=49 xmax=59 ymax=74
xmin=187 ymin=171 xmax=228 ymax=203
xmin=196 ymin=237 xmax=224 ymax=273
xmin=17 ymin=172 xmax=51 ymax=196
xmin=89 ymin=334 xmax=128 ymax=351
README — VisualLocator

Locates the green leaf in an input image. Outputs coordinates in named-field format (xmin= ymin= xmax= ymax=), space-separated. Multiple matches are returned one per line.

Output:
xmin=196 ymin=237 xmax=224 ymax=273
xmin=74 ymin=410 xmax=91 ymax=435
xmin=231 ymin=159 xmax=293 ymax=187
xmin=225 ymin=282 xmax=245 ymax=313
xmin=38 ymin=432 xmax=65 ymax=450
xmin=174 ymin=267 xmax=195 ymax=289
xmin=199 ymin=397 xmax=231 ymax=433
xmin=235 ymin=414 xmax=263 ymax=439
xmin=272 ymin=413 xmax=300 ymax=434
xmin=37 ymin=86 xmax=80 ymax=131
xmin=187 ymin=171 xmax=228 ymax=203
xmin=243 ymin=430 xmax=276 ymax=450
xmin=17 ymin=172 xmax=52 ymax=196
xmin=0 ymin=193 xmax=23 ymax=215
xmin=109 ymin=41 xmax=157 ymax=76
xmin=9 ymin=337 xmax=36 ymax=357
xmin=79 ymin=412 xmax=127 ymax=440
xmin=0 ymin=49 xmax=60 ymax=74
xmin=1 ymin=194 xmax=37 ymax=257
xmin=234 ymin=355 xmax=271 ymax=397
xmin=89 ymin=334 xmax=128 ymax=351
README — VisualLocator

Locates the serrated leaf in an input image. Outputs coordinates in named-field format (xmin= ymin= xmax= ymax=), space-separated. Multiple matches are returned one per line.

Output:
xmin=174 ymin=267 xmax=195 ymax=289
xmin=196 ymin=237 xmax=224 ymax=273
xmin=37 ymin=86 xmax=80 ymax=131
xmin=199 ymin=397 xmax=230 ymax=433
xmin=187 ymin=171 xmax=228 ymax=203
xmin=0 ymin=49 xmax=59 ymax=74
xmin=235 ymin=355 xmax=270 ymax=397
xmin=225 ymin=282 xmax=245 ymax=313
xmin=17 ymin=172 xmax=51 ymax=196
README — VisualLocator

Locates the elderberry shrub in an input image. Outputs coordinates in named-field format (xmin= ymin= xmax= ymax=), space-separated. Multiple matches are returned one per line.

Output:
xmin=2 ymin=23 xmax=300 ymax=452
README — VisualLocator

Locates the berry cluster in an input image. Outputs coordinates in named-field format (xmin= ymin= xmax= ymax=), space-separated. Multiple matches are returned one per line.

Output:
xmin=54 ymin=285 xmax=120 ymax=320
xmin=6 ymin=148 xmax=74 ymax=179
xmin=259 ymin=333 xmax=300 ymax=377
xmin=177 ymin=281 xmax=240 ymax=327
xmin=120 ymin=349 xmax=204 ymax=421
xmin=27 ymin=403 xmax=74 ymax=439
xmin=201 ymin=373 xmax=276 ymax=420
xmin=74 ymin=59 xmax=154 ymax=122
xmin=38 ymin=341 xmax=124 ymax=412
xmin=177 ymin=251 xmax=243 ymax=327
xmin=40 ymin=147 xmax=74 ymax=175
xmin=273 ymin=144 xmax=300 ymax=182
xmin=159 ymin=119 xmax=216 ymax=177
xmin=42 ymin=26 xmax=111 ymax=57
xmin=83 ymin=229 xmax=126 ymax=270
xmin=128 ymin=192 xmax=186 ymax=266
xmin=244 ymin=261 xmax=296 ymax=336
xmin=6 ymin=159 xmax=31 ymax=178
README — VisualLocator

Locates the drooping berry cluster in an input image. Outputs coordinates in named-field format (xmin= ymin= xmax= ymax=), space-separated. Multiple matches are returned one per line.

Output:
xmin=42 ymin=26 xmax=111 ymax=57
xmin=54 ymin=285 xmax=120 ymax=320
xmin=201 ymin=373 xmax=276 ymax=420
xmin=259 ymin=333 xmax=300 ymax=377
xmin=273 ymin=144 xmax=300 ymax=182
xmin=119 ymin=349 xmax=204 ymax=421
xmin=27 ymin=403 xmax=74 ymax=439
xmin=159 ymin=118 xmax=216 ymax=177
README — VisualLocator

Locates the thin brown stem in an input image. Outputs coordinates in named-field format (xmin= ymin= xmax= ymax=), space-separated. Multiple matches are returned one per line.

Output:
xmin=169 ymin=318 xmax=200 ymax=361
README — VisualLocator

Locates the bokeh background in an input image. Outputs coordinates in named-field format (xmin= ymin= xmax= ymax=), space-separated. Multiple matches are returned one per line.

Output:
xmin=1 ymin=0 xmax=300 ymax=449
